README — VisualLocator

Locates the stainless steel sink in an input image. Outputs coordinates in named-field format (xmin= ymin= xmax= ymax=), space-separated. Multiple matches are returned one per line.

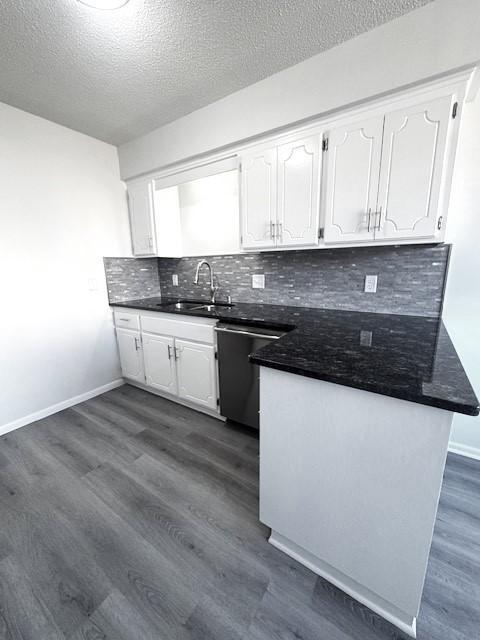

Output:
xmin=167 ymin=301 xmax=204 ymax=311
xmin=195 ymin=304 xmax=234 ymax=311
xmin=160 ymin=300 xmax=235 ymax=311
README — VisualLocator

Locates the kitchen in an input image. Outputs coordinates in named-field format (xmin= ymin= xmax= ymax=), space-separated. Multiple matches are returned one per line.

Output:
xmin=1 ymin=1 xmax=479 ymax=639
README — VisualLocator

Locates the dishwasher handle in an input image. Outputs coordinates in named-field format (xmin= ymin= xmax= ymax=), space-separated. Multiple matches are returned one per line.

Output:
xmin=215 ymin=325 xmax=284 ymax=340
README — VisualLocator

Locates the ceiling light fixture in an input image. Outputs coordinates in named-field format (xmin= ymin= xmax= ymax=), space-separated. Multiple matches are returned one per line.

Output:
xmin=77 ymin=0 xmax=130 ymax=9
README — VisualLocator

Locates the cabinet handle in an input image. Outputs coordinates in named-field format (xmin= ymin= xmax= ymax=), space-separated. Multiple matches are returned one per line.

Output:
xmin=367 ymin=208 xmax=372 ymax=232
xmin=269 ymin=221 xmax=275 ymax=240
xmin=167 ymin=344 xmax=172 ymax=360
xmin=118 ymin=318 xmax=130 ymax=322
xmin=376 ymin=206 xmax=383 ymax=231
xmin=134 ymin=337 xmax=140 ymax=351
xmin=174 ymin=346 xmax=180 ymax=360
xmin=277 ymin=222 xmax=283 ymax=240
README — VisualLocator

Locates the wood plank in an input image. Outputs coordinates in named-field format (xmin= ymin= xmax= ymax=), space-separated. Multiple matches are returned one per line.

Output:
xmin=0 ymin=554 xmax=65 ymax=640
xmin=0 ymin=387 xmax=478 ymax=639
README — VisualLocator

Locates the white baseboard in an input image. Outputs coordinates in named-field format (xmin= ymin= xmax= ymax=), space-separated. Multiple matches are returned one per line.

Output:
xmin=448 ymin=441 xmax=480 ymax=461
xmin=269 ymin=531 xmax=417 ymax=639
xmin=0 ymin=379 xmax=124 ymax=437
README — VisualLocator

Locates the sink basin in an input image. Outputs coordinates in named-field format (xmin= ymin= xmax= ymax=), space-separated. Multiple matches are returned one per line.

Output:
xmin=195 ymin=304 xmax=234 ymax=311
xmin=166 ymin=301 xmax=204 ymax=311
xmin=158 ymin=299 xmax=235 ymax=312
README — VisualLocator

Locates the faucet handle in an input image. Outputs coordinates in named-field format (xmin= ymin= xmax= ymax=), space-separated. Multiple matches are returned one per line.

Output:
xmin=227 ymin=294 xmax=232 ymax=305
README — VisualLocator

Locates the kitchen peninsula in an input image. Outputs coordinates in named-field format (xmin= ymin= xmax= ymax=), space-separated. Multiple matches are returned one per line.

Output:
xmin=111 ymin=295 xmax=478 ymax=638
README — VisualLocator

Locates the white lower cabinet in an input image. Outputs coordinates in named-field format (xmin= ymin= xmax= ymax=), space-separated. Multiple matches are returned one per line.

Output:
xmin=175 ymin=339 xmax=217 ymax=409
xmin=114 ymin=310 xmax=218 ymax=414
xmin=143 ymin=333 xmax=177 ymax=394
xmin=116 ymin=328 xmax=145 ymax=382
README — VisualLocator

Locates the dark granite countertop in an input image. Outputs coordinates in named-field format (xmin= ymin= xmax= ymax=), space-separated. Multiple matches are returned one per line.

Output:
xmin=111 ymin=296 xmax=479 ymax=417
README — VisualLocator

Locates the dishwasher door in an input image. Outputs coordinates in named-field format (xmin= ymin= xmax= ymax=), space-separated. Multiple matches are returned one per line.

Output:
xmin=215 ymin=324 xmax=284 ymax=429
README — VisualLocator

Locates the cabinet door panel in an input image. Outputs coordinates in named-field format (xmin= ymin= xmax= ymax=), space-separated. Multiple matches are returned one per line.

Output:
xmin=376 ymin=96 xmax=452 ymax=241
xmin=277 ymin=135 xmax=321 ymax=247
xmin=323 ymin=118 xmax=383 ymax=243
xmin=128 ymin=180 xmax=157 ymax=256
xmin=143 ymin=334 xmax=177 ymax=395
xmin=116 ymin=328 xmax=144 ymax=382
xmin=176 ymin=339 xmax=217 ymax=410
xmin=241 ymin=148 xmax=277 ymax=249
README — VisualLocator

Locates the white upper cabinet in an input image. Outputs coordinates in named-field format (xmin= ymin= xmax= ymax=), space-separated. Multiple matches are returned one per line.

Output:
xmin=241 ymin=148 xmax=277 ymax=249
xmin=116 ymin=328 xmax=145 ymax=382
xmin=240 ymin=134 xmax=322 ymax=250
xmin=322 ymin=93 xmax=459 ymax=245
xmin=143 ymin=333 xmax=177 ymax=395
xmin=127 ymin=180 xmax=157 ymax=257
xmin=175 ymin=339 xmax=217 ymax=410
xmin=125 ymin=74 xmax=468 ymax=254
xmin=323 ymin=117 xmax=384 ymax=244
xmin=376 ymin=96 xmax=453 ymax=241
xmin=128 ymin=160 xmax=240 ymax=258
xmin=277 ymin=135 xmax=321 ymax=247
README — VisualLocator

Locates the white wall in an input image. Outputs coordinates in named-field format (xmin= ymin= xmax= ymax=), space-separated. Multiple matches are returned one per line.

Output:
xmin=443 ymin=95 xmax=480 ymax=456
xmin=0 ymin=102 xmax=130 ymax=433
xmin=118 ymin=0 xmax=480 ymax=180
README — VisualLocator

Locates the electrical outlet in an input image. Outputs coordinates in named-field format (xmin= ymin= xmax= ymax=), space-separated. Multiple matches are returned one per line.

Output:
xmin=360 ymin=330 xmax=373 ymax=347
xmin=87 ymin=278 xmax=98 ymax=291
xmin=364 ymin=275 xmax=378 ymax=293
xmin=252 ymin=274 xmax=265 ymax=289
xmin=172 ymin=274 xmax=179 ymax=286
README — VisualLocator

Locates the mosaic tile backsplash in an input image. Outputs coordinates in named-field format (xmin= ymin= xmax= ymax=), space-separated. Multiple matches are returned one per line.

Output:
xmin=105 ymin=244 xmax=451 ymax=317
xmin=104 ymin=257 xmax=160 ymax=303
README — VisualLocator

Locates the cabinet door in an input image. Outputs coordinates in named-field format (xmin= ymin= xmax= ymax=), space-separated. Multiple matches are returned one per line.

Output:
xmin=143 ymin=333 xmax=177 ymax=395
xmin=241 ymin=148 xmax=277 ymax=249
xmin=376 ymin=96 xmax=453 ymax=241
xmin=116 ymin=328 xmax=145 ymax=382
xmin=277 ymin=135 xmax=321 ymax=247
xmin=323 ymin=117 xmax=383 ymax=244
xmin=175 ymin=339 xmax=217 ymax=410
xmin=127 ymin=180 xmax=157 ymax=256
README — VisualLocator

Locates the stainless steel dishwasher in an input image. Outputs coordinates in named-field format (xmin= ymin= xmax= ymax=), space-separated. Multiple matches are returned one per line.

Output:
xmin=215 ymin=323 xmax=285 ymax=429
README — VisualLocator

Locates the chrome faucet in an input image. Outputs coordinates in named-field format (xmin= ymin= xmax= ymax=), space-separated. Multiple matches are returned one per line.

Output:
xmin=194 ymin=259 xmax=217 ymax=303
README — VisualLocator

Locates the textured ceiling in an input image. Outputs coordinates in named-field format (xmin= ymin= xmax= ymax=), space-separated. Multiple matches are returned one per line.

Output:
xmin=0 ymin=0 xmax=432 ymax=145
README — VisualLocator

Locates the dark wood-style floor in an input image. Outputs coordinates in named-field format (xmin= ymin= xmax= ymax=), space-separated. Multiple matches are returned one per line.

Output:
xmin=0 ymin=385 xmax=478 ymax=640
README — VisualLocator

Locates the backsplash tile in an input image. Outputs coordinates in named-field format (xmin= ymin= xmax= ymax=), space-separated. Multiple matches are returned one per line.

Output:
xmin=103 ymin=257 xmax=160 ymax=303
xmin=158 ymin=245 xmax=450 ymax=317
xmin=104 ymin=244 xmax=451 ymax=317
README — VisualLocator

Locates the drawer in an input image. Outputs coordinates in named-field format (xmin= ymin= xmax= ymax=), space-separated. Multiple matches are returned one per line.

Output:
xmin=113 ymin=309 xmax=140 ymax=331
xmin=141 ymin=313 xmax=215 ymax=344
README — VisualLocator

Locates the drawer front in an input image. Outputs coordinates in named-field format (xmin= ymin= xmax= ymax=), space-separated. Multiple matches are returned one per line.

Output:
xmin=113 ymin=310 xmax=141 ymax=331
xmin=141 ymin=314 xmax=215 ymax=344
